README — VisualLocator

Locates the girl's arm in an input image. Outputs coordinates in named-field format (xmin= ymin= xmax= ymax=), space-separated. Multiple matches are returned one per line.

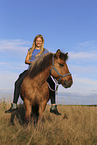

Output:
xmin=25 ymin=51 xmax=32 ymax=65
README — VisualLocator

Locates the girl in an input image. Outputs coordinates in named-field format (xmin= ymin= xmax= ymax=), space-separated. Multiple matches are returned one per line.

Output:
xmin=5 ymin=34 xmax=61 ymax=115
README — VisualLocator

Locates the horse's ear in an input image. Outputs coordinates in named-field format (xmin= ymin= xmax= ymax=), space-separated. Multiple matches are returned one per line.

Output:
xmin=66 ymin=52 xmax=68 ymax=55
xmin=65 ymin=52 xmax=69 ymax=60
xmin=56 ymin=49 xmax=60 ymax=58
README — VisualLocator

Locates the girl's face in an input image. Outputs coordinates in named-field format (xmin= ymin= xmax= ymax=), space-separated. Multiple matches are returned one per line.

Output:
xmin=35 ymin=37 xmax=43 ymax=48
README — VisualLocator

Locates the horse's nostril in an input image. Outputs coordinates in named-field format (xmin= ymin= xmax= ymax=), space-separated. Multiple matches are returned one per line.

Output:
xmin=64 ymin=79 xmax=72 ymax=88
xmin=64 ymin=80 xmax=67 ymax=86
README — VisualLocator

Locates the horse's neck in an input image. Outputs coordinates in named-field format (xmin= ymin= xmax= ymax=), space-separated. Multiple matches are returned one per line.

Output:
xmin=29 ymin=53 xmax=53 ymax=86
xmin=38 ymin=54 xmax=53 ymax=85
xmin=34 ymin=65 xmax=51 ymax=86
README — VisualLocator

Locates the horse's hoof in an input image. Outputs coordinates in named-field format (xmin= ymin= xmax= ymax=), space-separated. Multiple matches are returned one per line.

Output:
xmin=9 ymin=121 xmax=15 ymax=125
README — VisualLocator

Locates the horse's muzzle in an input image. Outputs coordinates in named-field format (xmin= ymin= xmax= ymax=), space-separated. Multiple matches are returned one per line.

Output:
xmin=63 ymin=79 xmax=73 ymax=88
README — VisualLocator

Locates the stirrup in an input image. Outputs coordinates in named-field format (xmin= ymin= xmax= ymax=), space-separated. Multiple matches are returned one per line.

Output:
xmin=5 ymin=103 xmax=18 ymax=113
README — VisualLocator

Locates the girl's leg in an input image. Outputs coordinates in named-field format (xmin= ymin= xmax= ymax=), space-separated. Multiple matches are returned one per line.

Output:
xmin=5 ymin=70 xmax=28 ymax=113
xmin=47 ymin=76 xmax=61 ymax=115
xmin=13 ymin=70 xmax=28 ymax=103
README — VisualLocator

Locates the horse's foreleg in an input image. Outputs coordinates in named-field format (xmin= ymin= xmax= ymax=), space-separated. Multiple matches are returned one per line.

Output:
xmin=24 ymin=99 xmax=32 ymax=125
xmin=38 ymin=100 xmax=47 ymax=122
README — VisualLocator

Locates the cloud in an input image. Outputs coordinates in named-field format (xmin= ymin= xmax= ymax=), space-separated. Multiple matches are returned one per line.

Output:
xmin=0 ymin=39 xmax=30 ymax=51
xmin=74 ymin=40 xmax=97 ymax=51
xmin=0 ymin=39 xmax=31 ymax=90
xmin=0 ymin=39 xmax=31 ymax=60
xmin=0 ymin=39 xmax=97 ymax=99
xmin=0 ymin=62 xmax=7 ymax=65
xmin=69 ymin=65 xmax=97 ymax=76
xmin=0 ymin=39 xmax=30 ymax=71
xmin=69 ymin=51 xmax=97 ymax=62
xmin=59 ymin=76 xmax=97 ymax=96
xmin=67 ymin=41 xmax=97 ymax=64
xmin=58 ymin=41 xmax=97 ymax=96
xmin=0 ymin=71 xmax=18 ymax=89
xmin=0 ymin=62 xmax=27 ymax=72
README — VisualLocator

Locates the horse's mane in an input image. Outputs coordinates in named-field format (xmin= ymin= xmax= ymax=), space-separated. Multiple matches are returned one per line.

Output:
xmin=28 ymin=52 xmax=53 ymax=78
xmin=28 ymin=50 xmax=68 ymax=79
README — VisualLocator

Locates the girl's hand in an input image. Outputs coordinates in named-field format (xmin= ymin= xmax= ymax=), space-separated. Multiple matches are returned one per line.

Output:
xmin=25 ymin=51 xmax=32 ymax=65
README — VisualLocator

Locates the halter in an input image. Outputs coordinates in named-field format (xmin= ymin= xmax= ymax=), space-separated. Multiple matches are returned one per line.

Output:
xmin=50 ymin=55 xmax=71 ymax=84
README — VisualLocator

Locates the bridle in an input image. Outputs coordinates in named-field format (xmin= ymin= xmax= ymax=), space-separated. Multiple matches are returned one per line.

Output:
xmin=50 ymin=55 xmax=71 ymax=84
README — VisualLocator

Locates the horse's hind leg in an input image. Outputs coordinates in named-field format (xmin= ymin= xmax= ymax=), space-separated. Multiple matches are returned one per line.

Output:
xmin=24 ymin=99 xmax=32 ymax=125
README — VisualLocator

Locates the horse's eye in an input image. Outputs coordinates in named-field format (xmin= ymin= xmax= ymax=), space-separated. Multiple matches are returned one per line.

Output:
xmin=59 ymin=63 xmax=64 ymax=67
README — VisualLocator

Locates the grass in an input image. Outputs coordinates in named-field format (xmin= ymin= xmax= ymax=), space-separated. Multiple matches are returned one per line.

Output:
xmin=0 ymin=100 xmax=97 ymax=145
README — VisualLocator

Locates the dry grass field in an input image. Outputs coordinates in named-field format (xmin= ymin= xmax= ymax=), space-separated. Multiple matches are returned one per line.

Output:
xmin=0 ymin=100 xmax=97 ymax=145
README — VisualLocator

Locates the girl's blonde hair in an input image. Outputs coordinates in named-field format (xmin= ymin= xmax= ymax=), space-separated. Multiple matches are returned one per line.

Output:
xmin=29 ymin=34 xmax=44 ymax=60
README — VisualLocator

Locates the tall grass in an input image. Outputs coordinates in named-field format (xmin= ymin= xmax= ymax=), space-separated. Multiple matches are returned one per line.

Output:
xmin=0 ymin=100 xmax=97 ymax=145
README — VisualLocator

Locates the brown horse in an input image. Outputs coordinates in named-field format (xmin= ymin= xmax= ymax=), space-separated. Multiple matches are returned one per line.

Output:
xmin=20 ymin=49 xmax=73 ymax=124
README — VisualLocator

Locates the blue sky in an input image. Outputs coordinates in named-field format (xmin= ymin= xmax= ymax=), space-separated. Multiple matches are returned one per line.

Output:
xmin=0 ymin=0 xmax=97 ymax=104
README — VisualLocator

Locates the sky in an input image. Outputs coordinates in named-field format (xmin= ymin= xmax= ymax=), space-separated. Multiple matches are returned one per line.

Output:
xmin=0 ymin=0 xmax=97 ymax=104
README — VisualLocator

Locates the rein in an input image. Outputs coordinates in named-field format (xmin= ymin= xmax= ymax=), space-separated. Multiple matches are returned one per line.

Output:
xmin=47 ymin=81 xmax=59 ymax=92
xmin=50 ymin=55 xmax=71 ymax=84
xmin=47 ymin=76 xmax=59 ymax=92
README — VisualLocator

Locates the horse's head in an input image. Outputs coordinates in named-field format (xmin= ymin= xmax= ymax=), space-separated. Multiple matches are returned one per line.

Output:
xmin=50 ymin=49 xmax=73 ymax=88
